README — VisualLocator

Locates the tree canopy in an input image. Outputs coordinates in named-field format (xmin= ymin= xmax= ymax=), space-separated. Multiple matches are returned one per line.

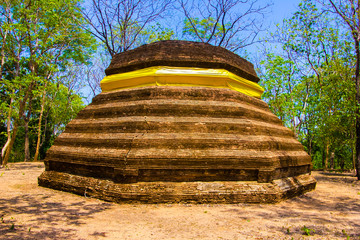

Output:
xmin=259 ymin=0 xmax=357 ymax=173
xmin=0 ymin=0 xmax=96 ymax=165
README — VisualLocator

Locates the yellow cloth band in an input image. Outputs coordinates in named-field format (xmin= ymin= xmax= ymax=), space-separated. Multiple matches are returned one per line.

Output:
xmin=100 ymin=66 xmax=264 ymax=98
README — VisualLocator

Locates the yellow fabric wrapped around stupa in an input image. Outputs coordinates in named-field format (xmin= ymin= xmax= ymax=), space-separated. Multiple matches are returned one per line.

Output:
xmin=100 ymin=66 xmax=264 ymax=98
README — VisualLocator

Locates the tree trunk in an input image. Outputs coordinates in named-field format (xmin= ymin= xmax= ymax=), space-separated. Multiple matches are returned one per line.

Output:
xmin=324 ymin=143 xmax=329 ymax=171
xmin=322 ymin=148 xmax=325 ymax=169
xmin=353 ymin=147 xmax=356 ymax=172
xmin=24 ymin=94 xmax=32 ymax=162
xmin=329 ymin=152 xmax=334 ymax=170
xmin=340 ymin=155 xmax=345 ymax=170
xmin=1 ymin=97 xmax=13 ymax=165
xmin=33 ymin=81 xmax=47 ymax=161
xmin=1 ymin=81 xmax=33 ymax=167
xmin=24 ymin=119 xmax=30 ymax=162
xmin=0 ymin=12 xmax=9 ymax=81
xmin=2 ymin=125 xmax=19 ymax=166
xmin=1 ymin=46 xmax=23 ymax=167
xmin=355 ymin=105 xmax=360 ymax=179
xmin=1 ymin=139 xmax=10 ymax=165
xmin=39 ymin=108 xmax=50 ymax=150
xmin=24 ymin=100 xmax=32 ymax=162
xmin=355 ymin=39 xmax=360 ymax=180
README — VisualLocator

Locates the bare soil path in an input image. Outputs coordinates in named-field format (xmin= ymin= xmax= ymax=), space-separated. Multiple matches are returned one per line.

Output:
xmin=0 ymin=162 xmax=359 ymax=240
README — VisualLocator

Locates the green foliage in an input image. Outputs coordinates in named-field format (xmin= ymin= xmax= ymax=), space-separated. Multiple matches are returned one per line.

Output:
xmin=4 ymin=82 xmax=85 ymax=163
xmin=260 ymin=0 xmax=356 ymax=170
xmin=119 ymin=21 xmax=176 ymax=50
xmin=183 ymin=17 xmax=227 ymax=42
xmin=48 ymin=83 xmax=85 ymax=134
xmin=38 ymin=82 xmax=85 ymax=159
xmin=142 ymin=23 xmax=175 ymax=43
xmin=0 ymin=0 xmax=95 ymax=163
xmin=342 ymin=229 xmax=350 ymax=240
xmin=260 ymin=54 xmax=301 ymax=126
xmin=301 ymin=226 xmax=315 ymax=236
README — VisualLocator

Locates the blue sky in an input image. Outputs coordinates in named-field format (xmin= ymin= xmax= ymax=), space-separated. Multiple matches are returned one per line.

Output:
xmin=270 ymin=0 xmax=301 ymax=24
xmin=240 ymin=0 xmax=302 ymax=60
xmin=166 ymin=0 xmax=303 ymax=38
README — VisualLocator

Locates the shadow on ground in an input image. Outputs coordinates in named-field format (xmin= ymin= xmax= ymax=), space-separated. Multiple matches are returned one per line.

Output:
xmin=0 ymin=193 xmax=112 ymax=240
xmin=3 ymin=162 xmax=44 ymax=171
xmin=314 ymin=171 xmax=359 ymax=184
xmin=222 ymin=172 xmax=360 ymax=238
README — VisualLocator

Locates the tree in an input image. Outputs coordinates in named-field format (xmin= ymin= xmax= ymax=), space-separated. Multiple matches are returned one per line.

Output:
xmin=260 ymin=54 xmax=303 ymax=135
xmin=0 ymin=0 xmax=30 ymax=165
xmin=260 ymin=0 xmax=356 ymax=172
xmin=317 ymin=0 xmax=360 ymax=179
xmin=0 ymin=0 xmax=95 ymax=166
xmin=81 ymin=0 xmax=173 ymax=57
xmin=138 ymin=23 xmax=174 ymax=44
xmin=37 ymin=82 xmax=85 ymax=159
xmin=179 ymin=0 xmax=271 ymax=52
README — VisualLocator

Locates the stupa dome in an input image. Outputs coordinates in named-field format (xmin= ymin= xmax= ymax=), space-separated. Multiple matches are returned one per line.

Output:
xmin=38 ymin=40 xmax=316 ymax=203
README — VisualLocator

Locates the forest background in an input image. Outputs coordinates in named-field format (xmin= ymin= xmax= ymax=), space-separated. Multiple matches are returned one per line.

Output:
xmin=0 ymin=0 xmax=359 ymax=179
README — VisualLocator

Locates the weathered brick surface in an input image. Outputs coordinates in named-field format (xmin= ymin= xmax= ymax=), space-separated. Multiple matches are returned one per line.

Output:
xmin=38 ymin=87 xmax=316 ymax=203
xmin=105 ymin=40 xmax=260 ymax=83
xmin=38 ymin=171 xmax=316 ymax=204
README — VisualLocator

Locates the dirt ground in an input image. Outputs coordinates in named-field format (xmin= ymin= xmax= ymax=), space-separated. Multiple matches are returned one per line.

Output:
xmin=0 ymin=162 xmax=359 ymax=240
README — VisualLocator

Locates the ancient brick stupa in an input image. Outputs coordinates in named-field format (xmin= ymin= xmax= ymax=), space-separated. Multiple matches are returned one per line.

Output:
xmin=38 ymin=40 xmax=316 ymax=203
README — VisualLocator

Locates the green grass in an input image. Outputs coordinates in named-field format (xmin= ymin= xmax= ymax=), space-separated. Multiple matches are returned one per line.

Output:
xmin=301 ymin=226 xmax=315 ymax=236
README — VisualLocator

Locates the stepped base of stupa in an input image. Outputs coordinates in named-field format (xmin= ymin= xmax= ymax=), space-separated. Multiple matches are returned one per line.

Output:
xmin=38 ymin=86 xmax=316 ymax=203
xmin=38 ymin=171 xmax=315 ymax=203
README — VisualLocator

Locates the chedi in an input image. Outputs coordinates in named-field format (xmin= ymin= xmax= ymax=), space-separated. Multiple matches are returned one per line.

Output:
xmin=38 ymin=41 xmax=316 ymax=203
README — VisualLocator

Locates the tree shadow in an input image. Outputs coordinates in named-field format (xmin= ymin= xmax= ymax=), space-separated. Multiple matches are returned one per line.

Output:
xmin=222 ymin=173 xmax=360 ymax=238
xmin=4 ymin=162 xmax=44 ymax=171
xmin=314 ymin=171 xmax=359 ymax=184
xmin=0 ymin=193 xmax=112 ymax=240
